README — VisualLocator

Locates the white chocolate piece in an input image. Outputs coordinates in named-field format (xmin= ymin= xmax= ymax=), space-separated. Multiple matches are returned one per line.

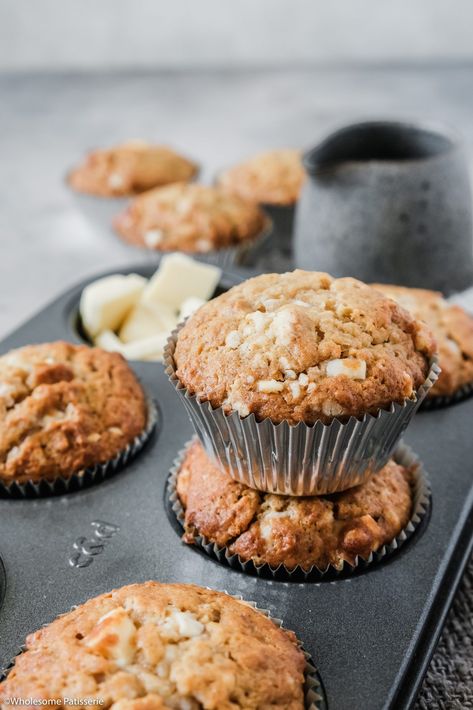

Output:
xmin=119 ymin=302 xmax=177 ymax=343
xmin=326 ymin=358 xmax=367 ymax=380
xmin=94 ymin=330 xmax=126 ymax=354
xmin=179 ymin=296 xmax=206 ymax=321
xmin=84 ymin=607 xmax=136 ymax=666
xmin=141 ymin=254 xmax=221 ymax=310
xmin=257 ymin=379 xmax=285 ymax=393
xmin=144 ymin=229 xmax=164 ymax=248
xmin=80 ymin=274 xmax=146 ymax=338
xmin=121 ymin=333 xmax=169 ymax=361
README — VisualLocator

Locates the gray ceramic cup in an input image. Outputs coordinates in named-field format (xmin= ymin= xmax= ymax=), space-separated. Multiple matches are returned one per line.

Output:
xmin=294 ymin=120 xmax=473 ymax=294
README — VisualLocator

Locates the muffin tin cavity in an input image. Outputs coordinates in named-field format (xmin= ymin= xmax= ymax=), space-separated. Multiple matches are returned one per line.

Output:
xmin=70 ymin=268 xmax=239 ymax=349
xmin=165 ymin=439 xmax=431 ymax=583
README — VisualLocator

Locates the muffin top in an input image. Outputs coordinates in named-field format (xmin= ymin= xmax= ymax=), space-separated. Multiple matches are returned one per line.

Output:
xmin=218 ymin=149 xmax=305 ymax=205
xmin=113 ymin=183 xmax=268 ymax=253
xmin=0 ymin=581 xmax=306 ymax=710
xmin=374 ymin=284 xmax=473 ymax=398
xmin=177 ymin=440 xmax=413 ymax=570
xmin=68 ymin=141 xmax=198 ymax=197
xmin=0 ymin=341 xmax=147 ymax=484
xmin=174 ymin=270 xmax=436 ymax=423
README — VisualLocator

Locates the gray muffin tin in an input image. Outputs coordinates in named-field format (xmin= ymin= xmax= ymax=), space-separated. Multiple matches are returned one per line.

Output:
xmin=1 ymin=263 xmax=473 ymax=710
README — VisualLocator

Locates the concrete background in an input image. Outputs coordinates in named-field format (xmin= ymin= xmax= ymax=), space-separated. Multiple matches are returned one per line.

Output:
xmin=1 ymin=0 xmax=473 ymax=70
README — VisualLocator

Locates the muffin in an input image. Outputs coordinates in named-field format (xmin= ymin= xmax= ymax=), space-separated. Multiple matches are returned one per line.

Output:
xmin=166 ymin=270 xmax=438 ymax=495
xmin=0 ymin=341 xmax=147 ymax=484
xmin=68 ymin=141 xmax=198 ymax=197
xmin=373 ymin=284 xmax=473 ymax=399
xmin=218 ymin=149 xmax=305 ymax=206
xmin=174 ymin=270 xmax=436 ymax=423
xmin=0 ymin=582 xmax=307 ymax=710
xmin=176 ymin=440 xmax=414 ymax=571
xmin=113 ymin=183 xmax=269 ymax=255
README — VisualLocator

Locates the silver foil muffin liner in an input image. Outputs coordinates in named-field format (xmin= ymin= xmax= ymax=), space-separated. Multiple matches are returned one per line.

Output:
xmin=420 ymin=380 xmax=473 ymax=411
xmin=164 ymin=325 xmax=439 ymax=495
xmin=167 ymin=439 xmax=431 ymax=582
xmin=69 ymin=190 xmax=132 ymax=237
xmin=0 ymin=397 xmax=158 ymax=499
xmin=0 ymin=589 xmax=325 ymax=710
xmin=264 ymin=202 xmax=295 ymax=255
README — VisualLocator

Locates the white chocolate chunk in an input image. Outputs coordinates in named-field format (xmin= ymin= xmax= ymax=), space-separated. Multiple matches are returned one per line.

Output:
xmin=225 ymin=330 xmax=241 ymax=348
xmin=80 ymin=274 xmax=146 ymax=338
xmin=84 ymin=607 xmax=136 ymax=666
xmin=108 ymin=173 xmax=125 ymax=189
xmin=144 ymin=229 xmax=164 ymax=248
xmin=445 ymin=337 xmax=461 ymax=355
xmin=95 ymin=330 xmax=126 ymax=354
xmin=121 ymin=333 xmax=169 ymax=361
xmin=159 ymin=609 xmax=204 ymax=641
xmin=298 ymin=372 xmax=309 ymax=386
xmin=179 ymin=296 xmax=206 ymax=321
xmin=119 ymin=302 xmax=177 ymax=343
xmin=326 ymin=358 xmax=367 ymax=380
xmin=288 ymin=381 xmax=301 ymax=399
xmin=269 ymin=308 xmax=295 ymax=345
xmin=141 ymin=254 xmax=221 ymax=310
xmin=257 ymin=379 xmax=284 ymax=393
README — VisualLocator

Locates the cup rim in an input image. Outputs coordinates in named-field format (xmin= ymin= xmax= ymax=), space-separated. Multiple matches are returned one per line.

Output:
xmin=303 ymin=119 xmax=462 ymax=174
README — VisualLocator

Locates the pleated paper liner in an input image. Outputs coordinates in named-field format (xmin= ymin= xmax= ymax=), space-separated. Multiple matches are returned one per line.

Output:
xmin=165 ymin=323 xmax=439 ymax=495
xmin=167 ymin=439 xmax=431 ymax=583
xmin=420 ymin=379 xmax=473 ymax=411
xmin=0 ymin=397 xmax=158 ymax=499
xmin=0 ymin=590 xmax=325 ymax=710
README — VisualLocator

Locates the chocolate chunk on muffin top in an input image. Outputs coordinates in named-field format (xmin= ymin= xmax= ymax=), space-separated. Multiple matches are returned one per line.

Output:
xmin=113 ymin=183 xmax=268 ymax=253
xmin=0 ymin=581 xmax=307 ymax=710
xmin=177 ymin=440 xmax=414 ymax=570
xmin=218 ymin=149 xmax=306 ymax=205
xmin=174 ymin=270 xmax=437 ymax=423
xmin=68 ymin=141 xmax=198 ymax=197
xmin=0 ymin=341 xmax=147 ymax=483
xmin=373 ymin=284 xmax=473 ymax=398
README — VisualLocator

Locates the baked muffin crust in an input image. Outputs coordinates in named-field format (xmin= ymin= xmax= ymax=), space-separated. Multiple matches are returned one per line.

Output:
xmin=114 ymin=183 xmax=268 ymax=253
xmin=68 ymin=142 xmax=198 ymax=197
xmin=218 ymin=149 xmax=305 ymax=205
xmin=0 ymin=582 xmax=306 ymax=710
xmin=0 ymin=341 xmax=147 ymax=483
xmin=174 ymin=270 xmax=437 ymax=423
xmin=373 ymin=284 xmax=473 ymax=398
xmin=177 ymin=440 xmax=413 ymax=570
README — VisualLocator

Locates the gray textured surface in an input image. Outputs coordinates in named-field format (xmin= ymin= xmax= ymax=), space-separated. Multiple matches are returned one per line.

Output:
xmin=1 ymin=67 xmax=473 ymax=706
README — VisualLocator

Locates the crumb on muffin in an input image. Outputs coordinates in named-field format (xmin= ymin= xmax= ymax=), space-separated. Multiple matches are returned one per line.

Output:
xmin=373 ymin=284 xmax=473 ymax=398
xmin=218 ymin=149 xmax=306 ymax=205
xmin=113 ymin=183 xmax=269 ymax=254
xmin=174 ymin=270 xmax=437 ymax=424
xmin=177 ymin=440 xmax=414 ymax=570
xmin=68 ymin=141 xmax=198 ymax=197
xmin=0 ymin=582 xmax=306 ymax=710
xmin=0 ymin=341 xmax=147 ymax=483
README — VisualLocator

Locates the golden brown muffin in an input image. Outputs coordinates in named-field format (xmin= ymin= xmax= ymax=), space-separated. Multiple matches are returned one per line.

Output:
xmin=0 ymin=582 xmax=306 ymax=710
xmin=174 ymin=270 xmax=437 ymax=424
xmin=177 ymin=440 xmax=413 ymax=570
xmin=218 ymin=149 xmax=305 ymax=205
xmin=373 ymin=284 xmax=473 ymax=398
xmin=113 ymin=183 xmax=268 ymax=254
xmin=68 ymin=141 xmax=198 ymax=197
xmin=0 ymin=341 xmax=147 ymax=484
